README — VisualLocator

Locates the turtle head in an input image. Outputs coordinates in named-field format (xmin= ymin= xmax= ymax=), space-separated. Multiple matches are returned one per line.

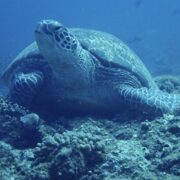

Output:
xmin=35 ymin=20 xmax=81 ymax=75
xmin=35 ymin=20 xmax=78 ymax=55
xmin=35 ymin=20 xmax=92 ymax=88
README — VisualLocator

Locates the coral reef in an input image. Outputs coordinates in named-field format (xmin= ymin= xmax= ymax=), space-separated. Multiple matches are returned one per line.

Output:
xmin=0 ymin=96 xmax=41 ymax=149
xmin=155 ymin=75 xmax=180 ymax=94
xmin=0 ymin=75 xmax=180 ymax=179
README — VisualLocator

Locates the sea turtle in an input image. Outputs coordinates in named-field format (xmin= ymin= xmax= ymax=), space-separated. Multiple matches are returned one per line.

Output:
xmin=1 ymin=19 xmax=180 ymax=116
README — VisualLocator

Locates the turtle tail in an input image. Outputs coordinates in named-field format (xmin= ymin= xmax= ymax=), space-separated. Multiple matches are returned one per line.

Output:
xmin=118 ymin=85 xmax=180 ymax=115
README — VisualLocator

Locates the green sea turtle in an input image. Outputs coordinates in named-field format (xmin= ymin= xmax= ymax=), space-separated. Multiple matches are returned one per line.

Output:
xmin=1 ymin=19 xmax=180 ymax=115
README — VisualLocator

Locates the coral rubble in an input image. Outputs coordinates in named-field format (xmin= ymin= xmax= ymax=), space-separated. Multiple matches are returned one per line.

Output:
xmin=0 ymin=76 xmax=180 ymax=179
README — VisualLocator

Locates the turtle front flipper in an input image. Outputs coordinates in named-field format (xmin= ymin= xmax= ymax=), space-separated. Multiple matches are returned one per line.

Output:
xmin=117 ymin=85 xmax=180 ymax=115
xmin=10 ymin=71 xmax=43 ymax=106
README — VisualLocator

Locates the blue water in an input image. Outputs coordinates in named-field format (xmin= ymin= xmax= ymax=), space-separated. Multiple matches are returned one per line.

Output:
xmin=0 ymin=1 xmax=180 ymax=178
xmin=0 ymin=0 xmax=180 ymax=77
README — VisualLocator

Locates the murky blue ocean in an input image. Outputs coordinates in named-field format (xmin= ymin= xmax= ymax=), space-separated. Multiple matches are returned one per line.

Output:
xmin=0 ymin=1 xmax=180 ymax=179
xmin=0 ymin=0 xmax=180 ymax=77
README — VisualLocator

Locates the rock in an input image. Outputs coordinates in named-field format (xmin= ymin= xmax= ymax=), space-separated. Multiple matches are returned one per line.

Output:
xmin=20 ymin=113 xmax=40 ymax=129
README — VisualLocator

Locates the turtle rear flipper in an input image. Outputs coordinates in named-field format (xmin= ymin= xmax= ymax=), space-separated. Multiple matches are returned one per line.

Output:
xmin=10 ymin=72 xmax=43 ymax=106
xmin=117 ymin=85 xmax=180 ymax=115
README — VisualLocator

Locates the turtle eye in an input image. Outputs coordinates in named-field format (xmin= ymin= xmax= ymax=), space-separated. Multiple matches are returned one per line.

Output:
xmin=48 ymin=24 xmax=63 ymax=32
xmin=53 ymin=25 xmax=62 ymax=31
xmin=42 ymin=25 xmax=53 ymax=35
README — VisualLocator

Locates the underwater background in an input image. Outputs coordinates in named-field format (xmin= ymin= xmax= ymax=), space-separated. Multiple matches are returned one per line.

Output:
xmin=0 ymin=0 xmax=180 ymax=78
xmin=0 ymin=0 xmax=180 ymax=179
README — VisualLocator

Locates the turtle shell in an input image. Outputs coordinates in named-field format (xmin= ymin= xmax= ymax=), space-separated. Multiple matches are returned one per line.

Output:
xmin=71 ymin=28 xmax=156 ymax=88
xmin=1 ymin=42 xmax=40 ymax=85
xmin=2 ymin=28 xmax=156 ymax=89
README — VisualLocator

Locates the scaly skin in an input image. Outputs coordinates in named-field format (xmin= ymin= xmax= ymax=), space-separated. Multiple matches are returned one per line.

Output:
xmin=118 ymin=85 xmax=180 ymax=115
xmin=10 ymin=72 xmax=43 ymax=106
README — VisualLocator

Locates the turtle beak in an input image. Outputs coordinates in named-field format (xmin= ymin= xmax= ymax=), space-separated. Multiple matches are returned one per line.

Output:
xmin=35 ymin=20 xmax=45 ymax=35
xmin=35 ymin=20 xmax=62 ymax=36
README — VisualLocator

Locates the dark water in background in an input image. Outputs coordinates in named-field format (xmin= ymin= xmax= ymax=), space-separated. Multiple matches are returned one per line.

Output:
xmin=0 ymin=0 xmax=180 ymax=88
